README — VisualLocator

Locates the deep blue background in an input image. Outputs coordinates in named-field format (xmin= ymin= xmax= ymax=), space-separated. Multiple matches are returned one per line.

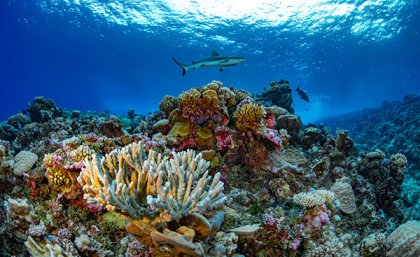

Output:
xmin=1 ymin=1 xmax=419 ymax=123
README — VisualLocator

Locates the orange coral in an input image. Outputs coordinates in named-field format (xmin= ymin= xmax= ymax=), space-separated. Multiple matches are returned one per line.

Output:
xmin=202 ymin=89 xmax=219 ymax=110
xmin=179 ymin=88 xmax=203 ymax=118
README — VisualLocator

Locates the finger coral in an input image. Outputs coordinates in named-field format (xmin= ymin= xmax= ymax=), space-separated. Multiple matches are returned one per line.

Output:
xmin=147 ymin=150 xmax=226 ymax=222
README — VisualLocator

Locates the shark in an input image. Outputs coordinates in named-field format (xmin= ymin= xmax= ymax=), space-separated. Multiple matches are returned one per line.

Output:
xmin=172 ymin=50 xmax=246 ymax=76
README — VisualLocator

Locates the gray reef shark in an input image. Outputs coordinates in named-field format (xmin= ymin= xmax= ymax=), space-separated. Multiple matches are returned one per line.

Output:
xmin=172 ymin=50 xmax=246 ymax=76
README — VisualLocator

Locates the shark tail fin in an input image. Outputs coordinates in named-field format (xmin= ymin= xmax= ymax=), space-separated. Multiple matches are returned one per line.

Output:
xmin=172 ymin=57 xmax=188 ymax=76
xmin=295 ymin=86 xmax=300 ymax=91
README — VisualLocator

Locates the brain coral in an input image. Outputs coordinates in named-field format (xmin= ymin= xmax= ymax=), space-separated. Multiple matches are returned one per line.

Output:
xmin=330 ymin=181 xmax=357 ymax=214
xmin=386 ymin=220 xmax=420 ymax=257
xmin=234 ymin=102 xmax=266 ymax=132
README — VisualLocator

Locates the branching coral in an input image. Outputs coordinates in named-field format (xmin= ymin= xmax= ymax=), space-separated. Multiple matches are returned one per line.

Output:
xmin=77 ymin=141 xmax=157 ymax=218
xmin=78 ymin=141 xmax=226 ymax=222
xmin=293 ymin=190 xmax=335 ymax=208
xmin=147 ymin=150 xmax=226 ymax=222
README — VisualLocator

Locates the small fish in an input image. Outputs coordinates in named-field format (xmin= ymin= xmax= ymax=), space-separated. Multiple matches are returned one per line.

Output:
xmin=172 ymin=50 xmax=246 ymax=76
xmin=295 ymin=86 xmax=309 ymax=102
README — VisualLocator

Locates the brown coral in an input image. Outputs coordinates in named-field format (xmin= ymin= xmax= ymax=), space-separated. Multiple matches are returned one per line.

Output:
xmin=218 ymin=87 xmax=237 ymax=107
xmin=203 ymin=80 xmax=222 ymax=91
xmin=159 ymin=95 xmax=179 ymax=114
xmin=179 ymin=88 xmax=203 ymax=118
xmin=202 ymin=89 xmax=219 ymax=110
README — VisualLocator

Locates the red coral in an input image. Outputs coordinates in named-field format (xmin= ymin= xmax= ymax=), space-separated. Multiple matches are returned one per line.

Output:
xmin=215 ymin=126 xmax=236 ymax=151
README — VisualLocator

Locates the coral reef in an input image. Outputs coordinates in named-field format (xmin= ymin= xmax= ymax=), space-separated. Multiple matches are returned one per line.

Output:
xmin=386 ymin=220 xmax=419 ymax=257
xmin=257 ymin=80 xmax=294 ymax=113
xmin=0 ymin=82 xmax=417 ymax=257
xmin=320 ymin=95 xmax=420 ymax=219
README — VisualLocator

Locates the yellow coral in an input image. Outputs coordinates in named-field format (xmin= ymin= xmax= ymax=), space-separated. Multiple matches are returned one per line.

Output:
xmin=196 ymin=127 xmax=214 ymax=149
xmin=218 ymin=87 xmax=236 ymax=107
xmin=179 ymin=88 xmax=201 ymax=107
xmin=42 ymin=153 xmax=55 ymax=167
xmin=202 ymin=89 xmax=219 ymax=110
xmin=234 ymin=103 xmax=266 ymax=132
xmin=46 ymin=167 xmax=72 ymax=191
xmin=293 ymin=189 xmax=335 ymax=208
xmin=69 ymin=145 xmax=94 ymax=162
xmin=203 ymin=80 xmax=222 ymax=91
xmin=168 ymin=121 xmax=191 ymax=137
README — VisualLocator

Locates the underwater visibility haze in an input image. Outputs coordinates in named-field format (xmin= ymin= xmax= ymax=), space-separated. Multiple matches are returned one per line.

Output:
xmin=1 ymin=0 xmax=420 ymax=122
xmin=0 ymin=1 xmax=420 ymax=257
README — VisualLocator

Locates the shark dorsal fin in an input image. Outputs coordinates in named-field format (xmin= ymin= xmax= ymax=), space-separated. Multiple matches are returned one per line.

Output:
xmin=211 ymin=50 xmax=219 ymax=57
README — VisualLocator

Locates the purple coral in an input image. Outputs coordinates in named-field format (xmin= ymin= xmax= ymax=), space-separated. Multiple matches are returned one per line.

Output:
xmin=127 ymin=241 xmax=152 ymax=257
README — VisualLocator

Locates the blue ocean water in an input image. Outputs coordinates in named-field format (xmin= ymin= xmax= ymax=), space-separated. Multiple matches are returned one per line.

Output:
xmin=1 ymin=0 xmax=419 ymax=123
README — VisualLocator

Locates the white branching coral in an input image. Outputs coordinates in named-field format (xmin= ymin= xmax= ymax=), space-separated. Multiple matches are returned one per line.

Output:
xmin=293 ymin=189 xmax=335 ymax=208
xmin=77 ymin=141 xmax=160 ymax=218
xmin=77 ymin=142 xmax=226 ymax=222
xmin=147 ymin=150 xmax=227 ymax=222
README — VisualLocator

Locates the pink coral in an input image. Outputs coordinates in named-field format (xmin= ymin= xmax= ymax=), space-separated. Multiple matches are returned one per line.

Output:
xmin=215 ymin=126 xmax=236 ymax=151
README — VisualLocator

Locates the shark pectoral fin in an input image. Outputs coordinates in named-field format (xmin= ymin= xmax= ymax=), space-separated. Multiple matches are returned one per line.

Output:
xmin=219 ymin=67 xmax=224 ymax=72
